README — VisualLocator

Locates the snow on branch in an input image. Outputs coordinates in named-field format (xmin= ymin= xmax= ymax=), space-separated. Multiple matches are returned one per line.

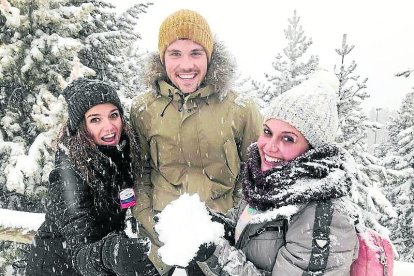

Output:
xmin=0 ymin=208 xmax=45 ymax=243
xmin=395 ymin=68 xmax=413 ymax=78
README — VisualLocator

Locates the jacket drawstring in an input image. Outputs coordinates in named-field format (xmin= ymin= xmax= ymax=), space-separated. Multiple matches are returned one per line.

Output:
xmin=176 ymin=92 xmax=185 ymax=112
xmin=160 ymin=89 xmax=174 ymax=117
xmin=160 ymin=91 xmax=208 ymax=116
xmin=198 ymin=94 xmax=209 ymax=106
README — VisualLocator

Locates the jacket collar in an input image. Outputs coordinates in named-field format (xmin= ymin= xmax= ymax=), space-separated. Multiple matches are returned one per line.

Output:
xmin=158 ymin=80 xmax=215 ymax=101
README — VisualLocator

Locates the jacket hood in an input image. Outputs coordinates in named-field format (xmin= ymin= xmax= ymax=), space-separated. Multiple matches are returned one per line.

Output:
xmin=141 ymin=39 xmax=236 ymax=100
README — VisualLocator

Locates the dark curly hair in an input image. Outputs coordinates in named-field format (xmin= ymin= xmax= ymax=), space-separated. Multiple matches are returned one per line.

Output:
xmin=58 ymin=115 xmax=142 ymax=212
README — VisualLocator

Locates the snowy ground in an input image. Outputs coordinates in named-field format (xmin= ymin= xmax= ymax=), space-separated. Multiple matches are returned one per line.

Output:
xmin=393 ymin=261 xmax=414 ymax=276
xmin=170 ymin=262 xmax=414 ymax=276
xmin=1 ymin=208 xmax=413 ymax=275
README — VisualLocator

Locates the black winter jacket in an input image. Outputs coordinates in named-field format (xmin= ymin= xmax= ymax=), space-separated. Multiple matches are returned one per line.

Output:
xmin=26 ymin=140 xmax=158 ymax=276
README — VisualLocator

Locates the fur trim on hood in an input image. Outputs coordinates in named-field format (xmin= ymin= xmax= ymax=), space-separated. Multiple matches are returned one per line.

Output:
xmin=141 ymin=39 xmax=236 ymax=100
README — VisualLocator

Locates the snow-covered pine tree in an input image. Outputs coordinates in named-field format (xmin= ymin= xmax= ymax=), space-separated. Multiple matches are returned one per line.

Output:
xmin=77 ymin=1 xmax=150 ymax=111
xmin=254 ymin=10 xmax=319 ymax=106
xmin=335 ymin=34 xmax=370 ymax=150
xmin=381 ymin=87 xmax=414 ymax=262
xmin=334 ymin=34 xmax=395 ymax=234
xmin=234 ymin=72 xmax=265 ymax=109
xmin=0 ymin=0 xmax=151 ymax=212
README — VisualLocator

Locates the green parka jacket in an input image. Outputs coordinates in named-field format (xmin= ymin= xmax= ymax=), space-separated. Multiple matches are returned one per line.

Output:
xmin=130 ymin=41 xmax=262 ymax=274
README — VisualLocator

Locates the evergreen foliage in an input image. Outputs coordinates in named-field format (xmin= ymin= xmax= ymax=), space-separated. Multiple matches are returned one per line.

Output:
xmin=0 ymin=0 xmax=151 ymax=210
xmin=382 ymin=89 xmax=414 ymax=261
xmin=334 ymin=34 xmax=395 ymax=234
xmin=255 ymin=10 xmax=319 ymax=106
xmin=0 ymin=1 xmax=151 ymax=271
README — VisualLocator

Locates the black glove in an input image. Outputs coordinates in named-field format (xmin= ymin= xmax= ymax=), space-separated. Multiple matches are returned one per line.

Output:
xmin=102 ymin=233 xmax=159 ymax=276
xmin=210 ymin=212 xmax=236 ymax=245
xmin=192 ymin=242 xmax=216 ymax=263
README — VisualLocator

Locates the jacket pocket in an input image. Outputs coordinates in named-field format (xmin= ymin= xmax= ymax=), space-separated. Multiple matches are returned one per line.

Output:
xmin=223 ymin=139 xmax=241 ymax=177
xmin=239 ymin=220 xmax=286 ymax=273
xmin=149 ymin=139 xmax=159 ymax=168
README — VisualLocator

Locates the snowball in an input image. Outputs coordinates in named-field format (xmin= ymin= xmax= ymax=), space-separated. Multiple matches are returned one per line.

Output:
xmin=155 ymin=193 xmax=224 ymax=267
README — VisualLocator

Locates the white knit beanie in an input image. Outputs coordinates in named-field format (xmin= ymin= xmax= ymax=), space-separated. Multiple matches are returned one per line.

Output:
xmin=264 ymin=70 xmax=340 ymax=148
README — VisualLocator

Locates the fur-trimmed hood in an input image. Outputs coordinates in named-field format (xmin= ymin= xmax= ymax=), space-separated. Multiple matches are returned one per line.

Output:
xmin=141 ymin=39 xmax=236 ymax=100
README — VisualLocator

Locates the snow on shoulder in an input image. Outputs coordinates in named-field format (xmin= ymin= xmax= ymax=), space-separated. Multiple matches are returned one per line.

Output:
xmin=154 ymin=193 xmax=224 ymax=267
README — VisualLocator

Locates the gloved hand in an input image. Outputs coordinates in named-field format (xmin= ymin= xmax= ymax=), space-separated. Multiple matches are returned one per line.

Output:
xmin=210 ymin=212 xmax=236 ymax=245
xmin=102 ymin=233 xmax=159 ymax=276
xmin=191 ymin=242 xmax=216 ymax=263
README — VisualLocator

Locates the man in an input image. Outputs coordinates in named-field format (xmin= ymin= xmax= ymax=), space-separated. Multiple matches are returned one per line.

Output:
xmin=130 ymin=9 xmax=262 ymax=275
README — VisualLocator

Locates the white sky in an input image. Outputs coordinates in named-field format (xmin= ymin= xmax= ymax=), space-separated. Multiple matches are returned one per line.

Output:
xmin=114 ymin=0 xmax=414 ymax=112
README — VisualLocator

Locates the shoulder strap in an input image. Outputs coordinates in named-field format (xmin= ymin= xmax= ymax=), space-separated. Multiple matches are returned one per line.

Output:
xmin=303 ymin=200 xmax=334 ymax=276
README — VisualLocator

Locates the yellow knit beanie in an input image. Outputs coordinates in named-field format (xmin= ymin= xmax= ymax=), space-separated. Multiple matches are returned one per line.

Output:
xmin=158 ymin=9 xmax=213 ymax=63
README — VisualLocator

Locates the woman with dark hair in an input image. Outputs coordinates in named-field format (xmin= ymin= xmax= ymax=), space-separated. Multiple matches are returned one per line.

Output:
xmin=26 ymin=78 xmax=159 ymax=276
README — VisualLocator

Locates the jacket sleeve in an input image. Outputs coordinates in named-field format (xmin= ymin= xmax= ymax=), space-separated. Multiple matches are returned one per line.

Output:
xmin=48 ymin=168 xmax=102 ymax=274
xmin=49 ymin=166 xmax=154 ymax=276
xmin=198 ymin=240 xmax=263 ymax=276
xmin=234 ymin=100 xmax=262 ymax=204
xmin=129 ymin=96 xmax=172 ymax=275
xmin=239 ymin=100 xmax=262 ymax=162
xmin=224 ymin=199 xmax=246 ymax=224
xmin=49 ymin=166 xmax=103 ymax=255
xmin=272 ymin=201 xmax=358 ymax=276
xmin=129 ymin=95 xmax=161 ymax=246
